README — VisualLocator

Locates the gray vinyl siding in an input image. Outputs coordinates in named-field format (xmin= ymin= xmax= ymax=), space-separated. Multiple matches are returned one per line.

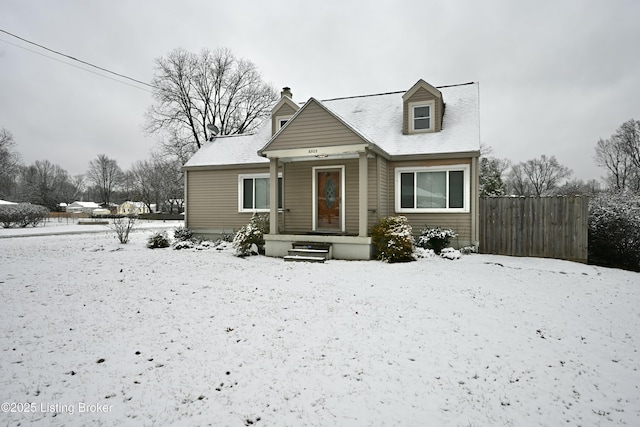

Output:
xmin=376 ymin=156 xmax=390 ymax=220
xmin=266 ymin=101 xmax=366 ymax=151
xmin=281 ymin=162 xmax=312 ymax=232
xmin=343 ymin=160 xmax=359 ymax=232
xmin=403 ymin=87 xmax=444 ymax=134
xmin=185 ymin=167 xmax=282 ymax=232
xmin=367 ymin=156 xmax=380 ymax=229
xmin=271 ymin=103 xmax=298 ymax=136
xmin=388 ymin=158 xmax=474 ymax=246
xmin=281 ymin=158 xmax=369 ymax=235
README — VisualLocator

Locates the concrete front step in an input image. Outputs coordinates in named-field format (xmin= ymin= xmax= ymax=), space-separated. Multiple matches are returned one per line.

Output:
xmin=284 ymin=255 xmax=326 ymax=263
xmin=287 ymin=248 xmax=330 ymax=259
xmin=291 ymin=242 xmax=333 ymax=260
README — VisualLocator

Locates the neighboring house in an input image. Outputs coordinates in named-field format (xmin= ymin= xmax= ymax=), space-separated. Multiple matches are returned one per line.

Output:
xmin=66 ymin=201 xmax=101 ymax=214
xmin=183 ymin=79 xmax=481 ymax=259
xmin=118 ymin=201 xmax=150 ymax=215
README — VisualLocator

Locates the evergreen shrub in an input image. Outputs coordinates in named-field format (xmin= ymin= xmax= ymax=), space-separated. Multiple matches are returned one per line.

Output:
xmin=417 ymin=226 xmax=457 ymax=254
xmin=173 ymin=226 xmax=194 ymax=242
xmin=370 ymin=216 xmax=415 ymax=263
xmin=147 ymin=230 xmax=171 ymax=249
xmin=589 ymin=192 xmax=640 ymax=272
xmin=232 ymin=213 xmax=269 ymax=256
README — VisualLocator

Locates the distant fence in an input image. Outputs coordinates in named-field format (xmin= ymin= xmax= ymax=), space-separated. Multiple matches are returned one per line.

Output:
xmin=479 ymin=196 xmax=589 ymax=263
xmin=48 ymin=212 xmax=89 ymax=221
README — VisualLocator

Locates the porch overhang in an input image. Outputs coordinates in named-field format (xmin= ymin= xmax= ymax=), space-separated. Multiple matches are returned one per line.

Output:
xmin=259 ymin=143 xmax=383 ymax=162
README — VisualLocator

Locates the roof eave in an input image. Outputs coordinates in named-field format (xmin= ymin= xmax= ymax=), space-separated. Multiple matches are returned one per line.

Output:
xmin=389 ymin=150 xmax=481 ymax=162
xmin=182 ymin=162 xmax=268 ymax=172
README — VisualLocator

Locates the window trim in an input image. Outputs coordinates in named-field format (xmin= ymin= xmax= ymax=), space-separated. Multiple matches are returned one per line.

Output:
xmin=238 ymin=173 xmax=283 ymax=213
xmin=409 ymin=100 xmax=435 ymax=133
xmin=395 ymin=165 xmax=470 ymax=213
xmin=275 ymin=115 xmax=291 ymax=131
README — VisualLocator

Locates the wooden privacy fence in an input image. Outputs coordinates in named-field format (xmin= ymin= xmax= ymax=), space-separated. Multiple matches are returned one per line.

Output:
xmin=479 ymin=196 xmax=589 ymax=263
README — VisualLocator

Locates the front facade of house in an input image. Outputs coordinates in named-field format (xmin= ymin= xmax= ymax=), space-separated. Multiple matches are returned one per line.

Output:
xmin=118 ymin=201 xmax=150 ymax=216
xmin=183 ymin=80 xmax=481 ymax=259
xmin=66 ymin=201 xmax=101 ymax=214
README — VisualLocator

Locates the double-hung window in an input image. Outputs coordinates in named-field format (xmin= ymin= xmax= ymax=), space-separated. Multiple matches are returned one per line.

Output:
xmin=396 ymin=165 xmax=469 ymax=213
xmin=239 ymin=174 xmax=282 ymax=212
xmin=409 ymin=101 xmax=435 ymax=132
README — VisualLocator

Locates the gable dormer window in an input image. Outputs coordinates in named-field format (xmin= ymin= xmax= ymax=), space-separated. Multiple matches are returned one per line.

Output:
xmin=402 ymin=80 xmax=443 ymax=134
xmin=410 ymin=100 xmax=435 ymax=133
xmin=276 ymin=115 xmax=291 ymax=131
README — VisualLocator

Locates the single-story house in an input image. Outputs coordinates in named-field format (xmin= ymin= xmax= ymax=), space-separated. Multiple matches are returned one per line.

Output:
xmin=66 ymin=201 xmax=101 ymax=214
xmin=118 ymin=201 xmax=150 ymax=215
xmin=182 ymin=79 xmax=481 ymax=259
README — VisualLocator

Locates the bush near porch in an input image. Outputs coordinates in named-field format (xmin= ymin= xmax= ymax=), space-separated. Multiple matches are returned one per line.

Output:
xmin=370 ymin=216 xmax=415 ymax=263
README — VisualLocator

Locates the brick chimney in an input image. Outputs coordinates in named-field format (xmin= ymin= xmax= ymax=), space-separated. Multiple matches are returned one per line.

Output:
xmin=281 ymin=87 xmax=292 ymax=99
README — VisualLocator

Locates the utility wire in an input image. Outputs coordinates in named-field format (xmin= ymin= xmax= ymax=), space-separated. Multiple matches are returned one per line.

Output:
xmin=0 ymin=28 xmax=157 ymax=90
xmin=0 ymin=38 xmax=154 ymax=93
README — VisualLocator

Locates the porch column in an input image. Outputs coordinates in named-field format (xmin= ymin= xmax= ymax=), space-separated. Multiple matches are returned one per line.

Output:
xmin=358 ymin=151 xmax=368 ymax=237
xmin=269 ymin=157 xmax=279 ymax=235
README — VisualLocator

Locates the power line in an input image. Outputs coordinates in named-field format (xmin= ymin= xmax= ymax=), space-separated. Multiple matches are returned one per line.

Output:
xmin=0 ymin=38 xmax=154 ymax=93
xmin=0 ymin=28 xmax=156 ymax=90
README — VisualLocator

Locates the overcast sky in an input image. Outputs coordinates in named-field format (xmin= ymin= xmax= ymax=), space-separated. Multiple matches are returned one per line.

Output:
xmin=1 ymin=0 xmax=639 ymax=182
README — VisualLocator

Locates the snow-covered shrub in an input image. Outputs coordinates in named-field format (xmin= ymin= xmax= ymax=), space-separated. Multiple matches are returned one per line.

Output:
xmin=589 ymin=192 xmax=640 ymax=271
xmin=111 ymin=216 xmax=136 ymax=244
xmin=147 ymin=230 xmax=170 ymax=249
xmin=232 ymin=213 xmax=269 ymax=256
xmin=23 ymin=204 xmax=50 ymax=227
xmin=173 ymin=238 xmax=231 ymax=251
xmin=440 ymin=247 xmax=462 ymax=260
xmin=414 ymin=247 xmax=436 ymax=259
xmin=220 ymin=231 xmax=235 ymax=243
xmin=417 ymin=226 xmax=457 ymax=254
xmin=0 ymin=203 xmax=49 ymax=228
xmin=0 ymin=204 xmax=21 ymax=228
xmin=173 ymin=226 xmax=193 ymax=242
xmin=370 ymin=216 xmax=415 ymax=263
xmin=459 ymin=245 xmax=478 ymax=255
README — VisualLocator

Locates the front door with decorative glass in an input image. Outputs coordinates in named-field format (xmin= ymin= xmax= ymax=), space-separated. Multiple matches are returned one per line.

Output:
xmin=316 ymin=169 xmax=341 ymax=231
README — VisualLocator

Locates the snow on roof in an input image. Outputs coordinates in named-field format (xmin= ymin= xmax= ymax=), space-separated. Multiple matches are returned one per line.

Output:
xmin=183 ymin=82 xmax=480 ymax=168
xmin=322 ymin=82 xmax=480 ymax=157
xmin=183 ymin=124 xmax=271 ymax=168
xmin=69 ymin=201 xmax=101 ymax=208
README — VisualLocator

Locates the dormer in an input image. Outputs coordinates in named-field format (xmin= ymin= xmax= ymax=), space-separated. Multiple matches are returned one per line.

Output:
xmin=402 ymin=80 xmax=444 ymax=134
xmin=271 ymin=87 xmax=300 ymax=136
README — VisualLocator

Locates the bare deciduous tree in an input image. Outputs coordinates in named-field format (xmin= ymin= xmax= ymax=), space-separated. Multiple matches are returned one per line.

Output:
xmin=595 ymin=119 xmax=640 ymax=192
xmin=145 ymin=47 xmax=278 ymax=161
xmin=17 ymin=160 xmax=70 ymax=210
xmin=59 ymin=174 xmax=85 ymax=206
xmin=506 ymin=163 xmax=531 ymax=196
xmin=0 ymin=127 xmax=22 ymax=199
xmin=618 ymin=119 xmax=640 ymax=170
xmin=129 ymin=159 xmax=162 ymax=212
xmin=87 ymin=154 xmax=123 ymax=205
xmin=506 ymin=155 xmax=572 ymax=196
xmin=554 ymin=178 xmax=601 ymax=195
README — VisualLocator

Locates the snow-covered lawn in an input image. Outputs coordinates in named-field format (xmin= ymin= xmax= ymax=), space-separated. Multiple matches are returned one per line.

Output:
xmin=1 ymin=226 xmax=639 ymax=426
